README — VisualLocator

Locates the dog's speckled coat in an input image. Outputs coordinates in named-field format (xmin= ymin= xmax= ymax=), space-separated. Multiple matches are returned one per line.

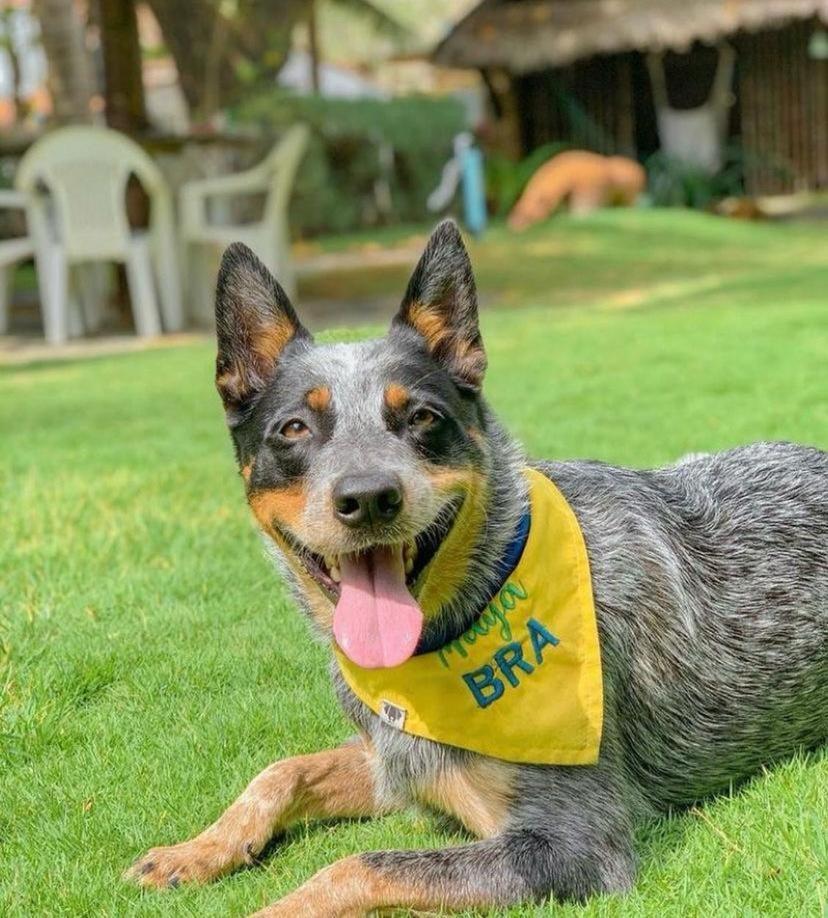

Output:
xmin=127 ymin=221 xmax=827 ymax=916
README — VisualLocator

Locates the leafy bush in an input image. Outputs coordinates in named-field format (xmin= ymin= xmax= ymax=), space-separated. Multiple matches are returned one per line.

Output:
xmin=646 ymin=142 xmax=792 ymax=209
xmin=233 ymin=91 xmax=466 ymax=237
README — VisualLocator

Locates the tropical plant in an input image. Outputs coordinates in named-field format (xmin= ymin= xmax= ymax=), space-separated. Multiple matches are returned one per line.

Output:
xmin=234 ymin=90 xmax=465 ymax=235
xmin=646 ymin=142 xmax=793 ymax=209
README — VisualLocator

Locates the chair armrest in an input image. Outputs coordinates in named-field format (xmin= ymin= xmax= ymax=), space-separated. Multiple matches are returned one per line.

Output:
xmin=0 ymin=189 xmax=28 ymax=209
xmin=180 ymin=164 xmax=271 ymax=204
xmin=179 ymin=165 xmax=272 ymax=236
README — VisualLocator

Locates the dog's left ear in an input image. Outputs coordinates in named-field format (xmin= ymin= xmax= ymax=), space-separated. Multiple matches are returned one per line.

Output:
xmin=392 ymin=219 xmax=486 ymax=392
xmin=214 ymin=243 xmax=311 ymax=420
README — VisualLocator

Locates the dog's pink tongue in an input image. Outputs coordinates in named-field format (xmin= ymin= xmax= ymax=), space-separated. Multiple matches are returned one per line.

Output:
xmin=333 ymin=546 xmax=423 ymax=669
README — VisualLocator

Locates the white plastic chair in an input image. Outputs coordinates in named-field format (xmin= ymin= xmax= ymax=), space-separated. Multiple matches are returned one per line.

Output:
xmin=15 ymin=126 xmax=183 ymax=345
xmin=0 ymin=189 xmax=35 ymax=335
xmin=179 ymin=125 xmax=309 ymax=312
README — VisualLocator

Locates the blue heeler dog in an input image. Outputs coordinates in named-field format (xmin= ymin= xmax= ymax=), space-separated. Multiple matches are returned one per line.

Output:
xmin=127 ymin=221 xmax=827 ymax=915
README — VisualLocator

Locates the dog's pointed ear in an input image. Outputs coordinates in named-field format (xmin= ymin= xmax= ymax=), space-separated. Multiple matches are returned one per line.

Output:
xmin=392 ymin=219 xmax=486 ymax=392
xmin=214 ymin=243 xmax=311 ymax=418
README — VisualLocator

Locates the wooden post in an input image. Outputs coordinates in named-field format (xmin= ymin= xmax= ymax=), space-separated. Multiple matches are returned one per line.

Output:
xmin=97 ymin=0 xmax=148 ymax=133
xmin=484 ymin=68 xmax=522 ymax=158
xmin=616 ymin=55 xmax=635 ymax=157
xmin=308 ymin=0 xmax=321 ymax=94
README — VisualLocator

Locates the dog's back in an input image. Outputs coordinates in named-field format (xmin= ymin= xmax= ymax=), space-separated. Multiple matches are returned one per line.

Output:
xmin=541 ymin=441 xmax=827 ymax=808
xmin=508 ymin=151 xmax=646 ymax=228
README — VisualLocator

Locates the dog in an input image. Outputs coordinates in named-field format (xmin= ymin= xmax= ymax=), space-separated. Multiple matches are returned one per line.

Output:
xmin=127 ymin=220 xmax=827 ymax=916
xmin=508 ymin=150 xmax=646 ymax=229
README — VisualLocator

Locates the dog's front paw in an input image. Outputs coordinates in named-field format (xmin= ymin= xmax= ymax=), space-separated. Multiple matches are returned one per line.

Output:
xmin=125 ymin=834 xmax=248 ymax=888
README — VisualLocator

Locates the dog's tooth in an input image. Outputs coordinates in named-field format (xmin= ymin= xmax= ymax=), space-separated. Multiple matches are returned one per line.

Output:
xmin=404 ymin=555 xmax=414 ymax=575
xmin=330 ymin=564 xmax=341 ymax=583
xmin=324 ymin=555 xmax=336 ymax=571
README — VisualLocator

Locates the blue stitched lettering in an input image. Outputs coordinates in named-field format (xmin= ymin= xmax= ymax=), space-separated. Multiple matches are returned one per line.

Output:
xmin=493 ymin=642 xmax=535 ymax=687
xmin=462 ymin=665 xmax=505 ymax=708
xmin=527 ymin=617 xmax=560 ymax=664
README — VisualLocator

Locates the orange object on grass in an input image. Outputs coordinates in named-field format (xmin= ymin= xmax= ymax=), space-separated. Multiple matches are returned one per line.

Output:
xmin=508 ymin=150 xmax=646 ymax=230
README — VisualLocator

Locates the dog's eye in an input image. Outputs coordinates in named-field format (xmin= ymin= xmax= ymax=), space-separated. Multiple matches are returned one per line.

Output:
xmin=280 ymin=419 xmax=311 ymax=440
xmin=409 ymin=408 xmax=438 ymax=429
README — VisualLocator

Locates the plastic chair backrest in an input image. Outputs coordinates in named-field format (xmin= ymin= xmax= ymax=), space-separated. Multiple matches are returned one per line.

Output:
xmin=16 ymin=126 xmax=167 ymax=261
xmin=263 ymin=124 xmax=310 ymax=225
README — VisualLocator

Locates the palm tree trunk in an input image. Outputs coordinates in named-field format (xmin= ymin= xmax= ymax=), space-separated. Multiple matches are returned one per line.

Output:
xmin=32 ymin=0 xmax=94 ymax=123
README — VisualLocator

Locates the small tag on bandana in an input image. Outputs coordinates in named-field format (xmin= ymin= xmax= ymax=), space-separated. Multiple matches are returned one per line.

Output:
xmin=379 ymin=700 xmax=407 ymax=730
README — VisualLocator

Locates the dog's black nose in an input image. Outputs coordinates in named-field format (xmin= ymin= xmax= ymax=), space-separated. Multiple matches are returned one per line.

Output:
xmin=333 ymin=474 xmax=403 ymax=528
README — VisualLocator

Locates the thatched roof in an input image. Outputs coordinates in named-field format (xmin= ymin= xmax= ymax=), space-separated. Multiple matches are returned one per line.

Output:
xmin=434 ymin=0 xmax=828 ymax=73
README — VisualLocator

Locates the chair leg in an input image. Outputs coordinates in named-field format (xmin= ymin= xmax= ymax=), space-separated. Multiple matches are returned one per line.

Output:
xmin=125 ymin=239 xmax=162 ymax=338
xmin=187 ymin=242 xmax=219 ymax=327
xmin=41 ymin=249 xmax=69 ymax=345
xmin=154 ymin=237 xmax=184 ymax=333
xmin=73 ymin=263 xmax=109 ymax=333
xmin=66 ymin=268 xmax=87 ymax=338
xmin=0 ymin=264 xmax=10 ymax=334
xmin=67 ymin=293 xmax=85 ymax=337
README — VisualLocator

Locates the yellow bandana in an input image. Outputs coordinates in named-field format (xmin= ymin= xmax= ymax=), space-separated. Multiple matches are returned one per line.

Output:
xmin=335 ymin=468 xmax=603 ymax=765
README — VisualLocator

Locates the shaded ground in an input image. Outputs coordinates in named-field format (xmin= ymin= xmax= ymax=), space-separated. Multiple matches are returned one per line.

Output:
xmin=297 ymin=209 xmax=828 ymax=330
xmin=1 ymin=210 xmax=826 ymax=917
xmin=6 ymin=209 xmax=828 ymax=356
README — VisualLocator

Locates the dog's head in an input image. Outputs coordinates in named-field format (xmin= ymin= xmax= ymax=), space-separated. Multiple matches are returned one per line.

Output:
xmin=215 ymin=221 xmax=491 ymax=668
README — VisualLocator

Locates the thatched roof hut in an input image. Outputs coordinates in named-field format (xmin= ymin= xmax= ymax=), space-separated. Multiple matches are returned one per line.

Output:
xmin=435 ymin=0 xmax=828 ymax=71
xmin=435 ymin=0 xmax=828 ymax=194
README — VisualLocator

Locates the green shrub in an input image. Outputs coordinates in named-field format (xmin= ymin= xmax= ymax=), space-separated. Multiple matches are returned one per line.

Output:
xmin=232 ymin=91 xmax=466 ymax=237
xmin=646 ymin=142 xmax=792 ymax=209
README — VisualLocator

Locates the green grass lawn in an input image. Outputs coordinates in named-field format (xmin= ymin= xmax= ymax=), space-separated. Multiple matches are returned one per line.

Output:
xmin=1 ymin=210 xmax=826 ymax=917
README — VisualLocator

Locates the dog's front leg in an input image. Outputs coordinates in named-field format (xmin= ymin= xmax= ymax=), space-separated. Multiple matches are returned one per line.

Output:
xmin=126 ymin=736 xmax=387 ymax=888
xmin=250 ymin=829 xmax=635 ymax=917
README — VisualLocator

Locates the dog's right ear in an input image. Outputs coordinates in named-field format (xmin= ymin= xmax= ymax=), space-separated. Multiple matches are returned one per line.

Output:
xmin=392 ymin=219 xmax=486 ymax=392
xmin=214 ymin=243 xmax=311 ymax=421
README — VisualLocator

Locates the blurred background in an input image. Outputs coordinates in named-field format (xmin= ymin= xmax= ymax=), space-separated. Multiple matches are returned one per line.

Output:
xmin=1 ymin=0 xmax=827 ymax=355
xmin=2 ymin=6 xmax=826 ymax=914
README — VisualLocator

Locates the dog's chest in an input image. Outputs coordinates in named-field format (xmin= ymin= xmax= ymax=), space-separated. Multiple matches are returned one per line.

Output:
xmin=375 ymin=723 xmax=516 ymax=838
xmin=334 ymin=670 xmax=517 ymax=838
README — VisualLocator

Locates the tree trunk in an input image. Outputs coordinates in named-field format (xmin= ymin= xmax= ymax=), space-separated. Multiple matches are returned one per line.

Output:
xmin=147 ymin=0 xmax=305 ymax=121
xmin=32 ymin=0 xmax=94 ymax=123
xmin=97 ymin=0 xmax=148 ymax=133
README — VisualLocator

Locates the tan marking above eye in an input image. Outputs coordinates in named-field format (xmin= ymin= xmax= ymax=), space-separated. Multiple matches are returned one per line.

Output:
xmin=305 ymin=386 xmax=331 ymax=412
xmin=384 ymin=383 xmax=410 ymax=411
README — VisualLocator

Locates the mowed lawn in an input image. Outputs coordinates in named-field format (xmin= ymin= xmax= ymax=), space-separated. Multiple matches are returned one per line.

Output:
xmin=1 ymin=211 xmax=826 ymax=917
